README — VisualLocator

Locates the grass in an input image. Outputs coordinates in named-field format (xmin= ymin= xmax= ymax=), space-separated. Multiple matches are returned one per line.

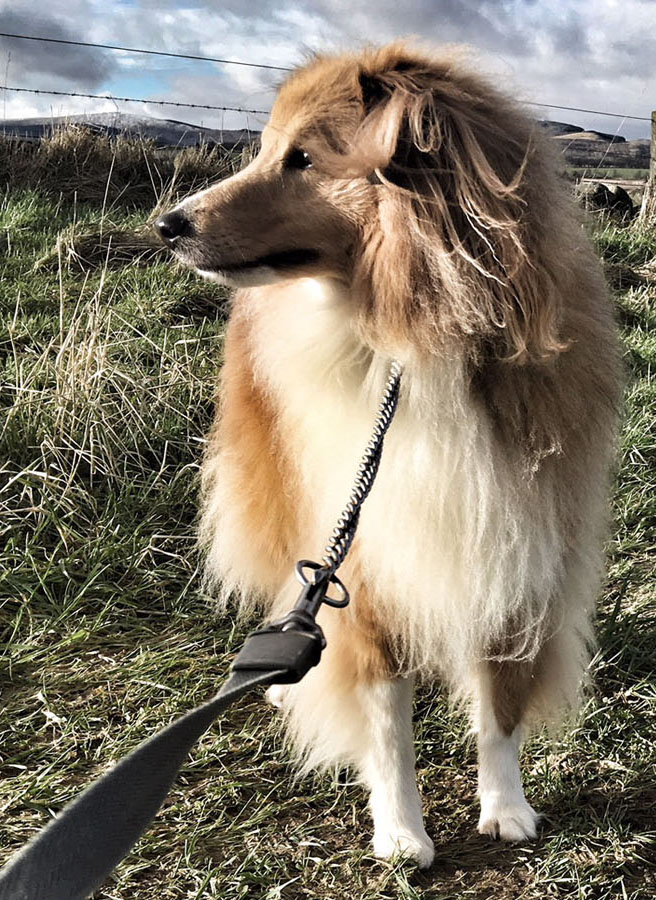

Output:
xmin=0 ymin=128 xmax=249 ymax=207
xmin=1 ymin=138 xmax=655 ymax=900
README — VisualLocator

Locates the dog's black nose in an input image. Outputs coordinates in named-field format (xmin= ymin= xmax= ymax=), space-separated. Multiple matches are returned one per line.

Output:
xmin=156 ymin=210 xmax=193 ymax=243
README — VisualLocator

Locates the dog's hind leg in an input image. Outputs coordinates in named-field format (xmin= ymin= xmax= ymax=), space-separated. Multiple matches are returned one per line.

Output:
xmin=474 ymin=659 xmax=540 ymax=842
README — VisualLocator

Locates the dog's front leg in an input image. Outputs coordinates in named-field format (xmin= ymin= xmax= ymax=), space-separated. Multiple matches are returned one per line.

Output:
xmin=359 ymin=677 xmax=434 ymax=868
xmin=276 ymin=637 xmax=434 ymax=868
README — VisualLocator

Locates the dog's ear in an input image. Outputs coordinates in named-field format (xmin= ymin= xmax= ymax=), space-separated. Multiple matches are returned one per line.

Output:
xmin=359 ymin=59 xmax=416 ymax=112
xmin=355 ymin=60 xmax=565 ymax=363
xmin=352 ymin=68 xmax=410 ymax=177
xmin=359 ymin=71 xmax=388 ymax=113
xmin=355 ymin=64 xmax=419 ymax=176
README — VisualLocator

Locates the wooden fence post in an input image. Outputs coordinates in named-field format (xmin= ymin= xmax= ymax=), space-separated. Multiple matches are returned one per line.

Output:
xmin=639 ymin=110 xmax=656 ymax=224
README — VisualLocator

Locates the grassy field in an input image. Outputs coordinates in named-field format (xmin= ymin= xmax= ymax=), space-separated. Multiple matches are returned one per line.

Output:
xmin=1 ymin=136 xmax=655 ymax=900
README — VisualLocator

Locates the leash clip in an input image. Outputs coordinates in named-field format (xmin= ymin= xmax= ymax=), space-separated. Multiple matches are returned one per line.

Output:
xmin=294 ymin=560 xmax=350 ymax=611
xmin=231 ymin=559 xmax=350 ymax=685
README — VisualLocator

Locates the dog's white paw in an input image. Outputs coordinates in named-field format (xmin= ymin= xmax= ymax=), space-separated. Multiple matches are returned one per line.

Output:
xmin=478 ymin=795 xmax=540 ymax=842
xmin=373 ymin=827 xmax=435 ymax=868
xmin=265 ymin=684 xmax=289 ymax=709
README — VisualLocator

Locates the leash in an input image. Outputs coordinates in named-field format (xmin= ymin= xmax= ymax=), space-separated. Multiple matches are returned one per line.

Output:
xmin=0 ymin=360 xmax=403 ymax=900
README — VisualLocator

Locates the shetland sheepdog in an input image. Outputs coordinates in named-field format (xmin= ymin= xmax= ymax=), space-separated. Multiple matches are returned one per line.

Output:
xmin=156 ymin=42 xmax=621 ymax=868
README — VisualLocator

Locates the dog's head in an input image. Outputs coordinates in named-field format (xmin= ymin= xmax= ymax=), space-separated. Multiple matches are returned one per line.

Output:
xmin=156 ymin=51 xmax=376 ymax=287
xmin=158 ymin=43 xmax=566 ymax=361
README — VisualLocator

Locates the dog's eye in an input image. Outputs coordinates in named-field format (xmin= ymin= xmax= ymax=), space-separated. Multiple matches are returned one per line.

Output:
xmin=284 ymin=148 xmax=312 ymax=170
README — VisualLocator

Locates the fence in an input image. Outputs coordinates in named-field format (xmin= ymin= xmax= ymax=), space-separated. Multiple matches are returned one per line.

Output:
xmin=639 ymin=111 xmax=656 ymax=223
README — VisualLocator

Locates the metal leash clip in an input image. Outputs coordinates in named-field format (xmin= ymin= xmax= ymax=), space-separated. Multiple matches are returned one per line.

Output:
xmin=294 ymin=560 xmax=350 ymax=611
xmin=230 ymin=560 xmax=350 ymax=685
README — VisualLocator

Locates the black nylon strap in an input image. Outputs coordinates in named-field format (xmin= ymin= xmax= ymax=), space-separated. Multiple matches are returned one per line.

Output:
xmin=0 ymin=667 xmax=285 ymax=900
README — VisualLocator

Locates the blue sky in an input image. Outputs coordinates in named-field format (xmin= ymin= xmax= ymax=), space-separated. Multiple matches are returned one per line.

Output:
xmin=0 ymin=0 xmax=654 ymax=139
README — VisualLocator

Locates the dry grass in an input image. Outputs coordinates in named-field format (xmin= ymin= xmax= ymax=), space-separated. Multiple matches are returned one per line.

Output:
xmin=34 ymin=224 xmax=166 ymax=271
xmin=0 ymin=125 xmax=252 ymax=274
xmin=0 ymin=126 xmax=249 ymax=207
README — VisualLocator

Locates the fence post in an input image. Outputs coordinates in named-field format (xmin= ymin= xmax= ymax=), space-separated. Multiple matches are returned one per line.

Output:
xmin=639 ymin=110 xmax=656 ymax=224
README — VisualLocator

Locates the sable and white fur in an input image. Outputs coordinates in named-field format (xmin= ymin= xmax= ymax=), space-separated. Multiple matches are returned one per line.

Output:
xmin=158 ymin=43 xmax=621 ymax=868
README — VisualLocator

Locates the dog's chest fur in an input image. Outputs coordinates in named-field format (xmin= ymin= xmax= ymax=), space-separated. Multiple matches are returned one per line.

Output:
xmin=239 ymin=278 xmax=567 ymax=674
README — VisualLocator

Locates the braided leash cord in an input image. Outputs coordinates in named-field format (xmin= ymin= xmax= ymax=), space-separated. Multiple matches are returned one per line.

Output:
xmin=321 ymin=360 xmax=403 ymax=576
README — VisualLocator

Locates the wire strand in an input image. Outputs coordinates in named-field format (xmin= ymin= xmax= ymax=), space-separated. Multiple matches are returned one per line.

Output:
xmin=526 ymin=101 xmax=650 ymax=123
xmin=0 ymin=31 xmax=293 ymax=72
xmin=0 ymin=85 xmax=269 ymax=115
xmin=0 ymin=30 xmax=651 ymax=125
xmin=2 ymin=84 xmax=651 ymax=127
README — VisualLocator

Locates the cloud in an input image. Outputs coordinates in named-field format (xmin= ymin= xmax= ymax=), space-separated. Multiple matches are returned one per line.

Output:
xmin=0 ymin=8 xmax=116 ymax=86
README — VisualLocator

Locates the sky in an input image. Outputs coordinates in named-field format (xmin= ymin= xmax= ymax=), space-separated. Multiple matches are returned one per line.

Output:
xmin=0 ymin=0 xmax=654 ymax=139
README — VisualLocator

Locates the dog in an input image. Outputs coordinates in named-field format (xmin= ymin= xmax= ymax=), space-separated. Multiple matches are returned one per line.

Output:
xmin=156 ymin=42 xmax=621 ymax=868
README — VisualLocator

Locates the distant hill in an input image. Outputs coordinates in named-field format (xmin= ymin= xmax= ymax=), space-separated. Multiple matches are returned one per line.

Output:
xmin=0 ymin=112 xmax=650 ymax=169
xmin=539 ymin=120 xmax=648 ymax=168
xmin=0 ymin=112 xmax=255 ymax=149
xmin=538 ymin=120 xmax=626 ymax=142
xmin=539 ymin=120 xmax=585 ymax=137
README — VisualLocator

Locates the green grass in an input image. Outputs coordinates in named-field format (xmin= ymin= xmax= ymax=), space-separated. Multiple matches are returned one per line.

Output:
xmin=1 ymin=171 xmax=655 ymax=900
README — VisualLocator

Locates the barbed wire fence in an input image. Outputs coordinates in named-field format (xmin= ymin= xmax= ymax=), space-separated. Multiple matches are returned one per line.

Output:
xmin=0 ymin=86 xmax=269 ymax=117
xmin=0 ymin=30 xmax=652 ymax=125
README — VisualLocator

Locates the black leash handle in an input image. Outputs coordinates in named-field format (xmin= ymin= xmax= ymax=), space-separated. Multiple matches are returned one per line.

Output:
xmin=0 ymin=578 xmax=338 ymax=900
xmin=0 ymin=667 xmax=285 ymax=900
